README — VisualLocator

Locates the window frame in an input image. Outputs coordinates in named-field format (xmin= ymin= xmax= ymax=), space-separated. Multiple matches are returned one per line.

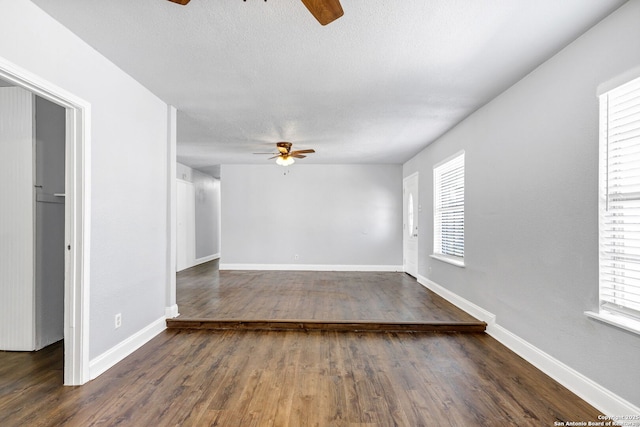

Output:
xmin=585 ymin=74 xmax=640 ymax=336
xmin=431 ymin=150 xmax=465 ymax=268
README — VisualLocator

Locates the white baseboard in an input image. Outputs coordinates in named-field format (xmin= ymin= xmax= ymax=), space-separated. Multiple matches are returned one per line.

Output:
xmin=488 ymin=323 xmax=640 ymax=419
xmin=195 ymin=253 xmax=220 ymax=265
xmin=89 ymin=316 xmax=166 ymax=380
xmin=177 ymin=253 xmax=220 ymax=272
xmin=417 ymin=274 xmax=496 ymax=327
xmin=165 ymin=304 xmax=179 ymax=319
xmin=219 ymin=263 xmax=403 ymax=272
xmin=416 ymin=274 xmax=640 ymax=419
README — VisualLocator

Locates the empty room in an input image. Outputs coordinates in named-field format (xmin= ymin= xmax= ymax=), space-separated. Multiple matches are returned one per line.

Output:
xmin=1 ymin=0 xmax=639 ymax=426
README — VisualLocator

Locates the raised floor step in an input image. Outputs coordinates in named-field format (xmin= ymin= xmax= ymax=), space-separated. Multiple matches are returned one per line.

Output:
xmin=166 ymin=318 xmax=487 ymax=333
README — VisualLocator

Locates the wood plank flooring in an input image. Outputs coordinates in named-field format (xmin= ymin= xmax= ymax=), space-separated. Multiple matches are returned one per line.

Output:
xmin=0 ymin=262 xmax=605 ymax=426
xmin=171 ymin=261 xmax=485 ymax=332
xmin=0 ymin=330 xmax=604 ymax=426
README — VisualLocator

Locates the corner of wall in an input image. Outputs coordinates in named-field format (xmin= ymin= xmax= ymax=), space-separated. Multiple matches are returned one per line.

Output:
xmin=88 ymin=316 xmax=166 ymax=380
xmin=165 ymin=304 xmax=179 ymax=319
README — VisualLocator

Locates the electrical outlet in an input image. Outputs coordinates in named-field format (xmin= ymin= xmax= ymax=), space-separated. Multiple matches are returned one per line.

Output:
xmin=115 ymin=313 xmax=122 ymax=329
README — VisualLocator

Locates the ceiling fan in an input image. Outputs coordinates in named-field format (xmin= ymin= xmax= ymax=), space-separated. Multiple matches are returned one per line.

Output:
xmin=254 ymin=142 xmax=316 ymax=166
xmin=166 ymin=0 xmax=344 ymax=26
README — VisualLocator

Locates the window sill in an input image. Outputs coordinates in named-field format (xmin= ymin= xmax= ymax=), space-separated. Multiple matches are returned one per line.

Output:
xmin=584 ymin=310 xmax=640 ymax=336
xmin=430 ymin=254 xmax=465 ymax=268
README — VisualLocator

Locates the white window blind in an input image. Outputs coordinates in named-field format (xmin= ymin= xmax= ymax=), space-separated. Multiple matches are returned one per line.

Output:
xmin=433 ymin=152 xmax=465 ymax=262
xmin=599 ymin=75 xmax=640 ymax=321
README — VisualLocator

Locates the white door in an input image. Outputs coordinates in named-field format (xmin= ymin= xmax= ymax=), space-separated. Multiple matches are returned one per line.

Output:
xmin=403 ymin=173 xmax=419 ymax=277
xmin=176 ymin=179 xmax=196 ymax=271
xmin=0 ymin=89 xmax=67 ymax=351
xmin=0 ymin=87 xmax=36 ymax=350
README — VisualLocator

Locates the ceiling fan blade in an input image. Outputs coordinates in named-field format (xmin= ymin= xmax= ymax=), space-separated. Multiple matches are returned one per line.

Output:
xmin=253 ymin=152 xmax=278 ymax=155
xmin=290 ymin=149 xmax=316 ymax=155
xmin=300 ymin=0 xmax=344 ymax=26
xmin=268 ymin=154 xmax=284 ymax=160
xmin=167 ymin=0 xmax=190 ymax=5
xmin=291 ymin=154 xmax=307 ymax=159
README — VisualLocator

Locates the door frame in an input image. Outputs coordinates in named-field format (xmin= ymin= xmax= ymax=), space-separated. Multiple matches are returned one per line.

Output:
xmin=403 ymin=172 xmax=419 ymax=277
xmin=0 ymin=57 xmax=91 ymax=385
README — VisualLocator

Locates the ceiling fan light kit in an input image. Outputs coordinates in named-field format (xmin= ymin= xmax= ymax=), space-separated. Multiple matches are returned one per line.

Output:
xmin=255 ymin=142 xmax=316 ymax=166
xmin=276 ymin=156 xmax=295 ymax=166
xmin=166 ymin=0 xmax=344 ymax=26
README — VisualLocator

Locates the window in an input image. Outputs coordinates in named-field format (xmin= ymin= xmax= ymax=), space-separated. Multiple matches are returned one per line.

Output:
xmin=588 ymin=75 xmax=640 ymax=334
xmin=432 ymin=151 xmax=465 ymax=267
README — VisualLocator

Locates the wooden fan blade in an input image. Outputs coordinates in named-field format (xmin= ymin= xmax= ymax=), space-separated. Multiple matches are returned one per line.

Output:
xmin=268 ymin=155 xmax=282 ymax=160
xmin=253 ymin=152 xmax=278 ymax=155
xmin=300 ymin=0 xmax=343 ymax=26
xmin=291 ymin=154 xmax=307 ymax=159
xmin=167 ymin=0 xmax=190 ymax=5
xmin=290 ymin=149 xmax=315 ymax=155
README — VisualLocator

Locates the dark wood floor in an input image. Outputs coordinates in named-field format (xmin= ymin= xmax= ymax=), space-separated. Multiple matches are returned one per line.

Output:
xmin=170 ymin=261 xmax=486 ymax=332
xmin=175 ymin=260 xmax=478 ymax=322
xmin=0 ymin=261 xmax=605 ymax=426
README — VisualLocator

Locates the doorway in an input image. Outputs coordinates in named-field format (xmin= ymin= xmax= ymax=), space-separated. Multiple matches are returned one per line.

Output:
xmin=35 ymin=96 xmax=66 ymax=350
xmin=0 ymin=57 xmax=90 ymax=385
xmin=403 ymin=173 xmax=419 ymax=278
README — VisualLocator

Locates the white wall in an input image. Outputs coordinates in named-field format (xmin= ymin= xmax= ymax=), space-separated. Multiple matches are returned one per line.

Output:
xmin=221 ymin=164 xmax=403 ymax=269
xmin=0 ymin=0 xmax=169 ymax=360
xmin=403 ymin=0 xmax=640 ymax=408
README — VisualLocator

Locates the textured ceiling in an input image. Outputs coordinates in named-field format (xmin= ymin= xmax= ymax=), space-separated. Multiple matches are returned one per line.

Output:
xmin=31 ymin=0 xmax=626 ymax=176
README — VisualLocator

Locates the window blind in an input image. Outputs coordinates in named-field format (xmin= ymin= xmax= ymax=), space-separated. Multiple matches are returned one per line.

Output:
xmin=599 ymin=75 xmax=640 ymax=320
xmin=434 ymin=152 xmax=465 ymax=260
